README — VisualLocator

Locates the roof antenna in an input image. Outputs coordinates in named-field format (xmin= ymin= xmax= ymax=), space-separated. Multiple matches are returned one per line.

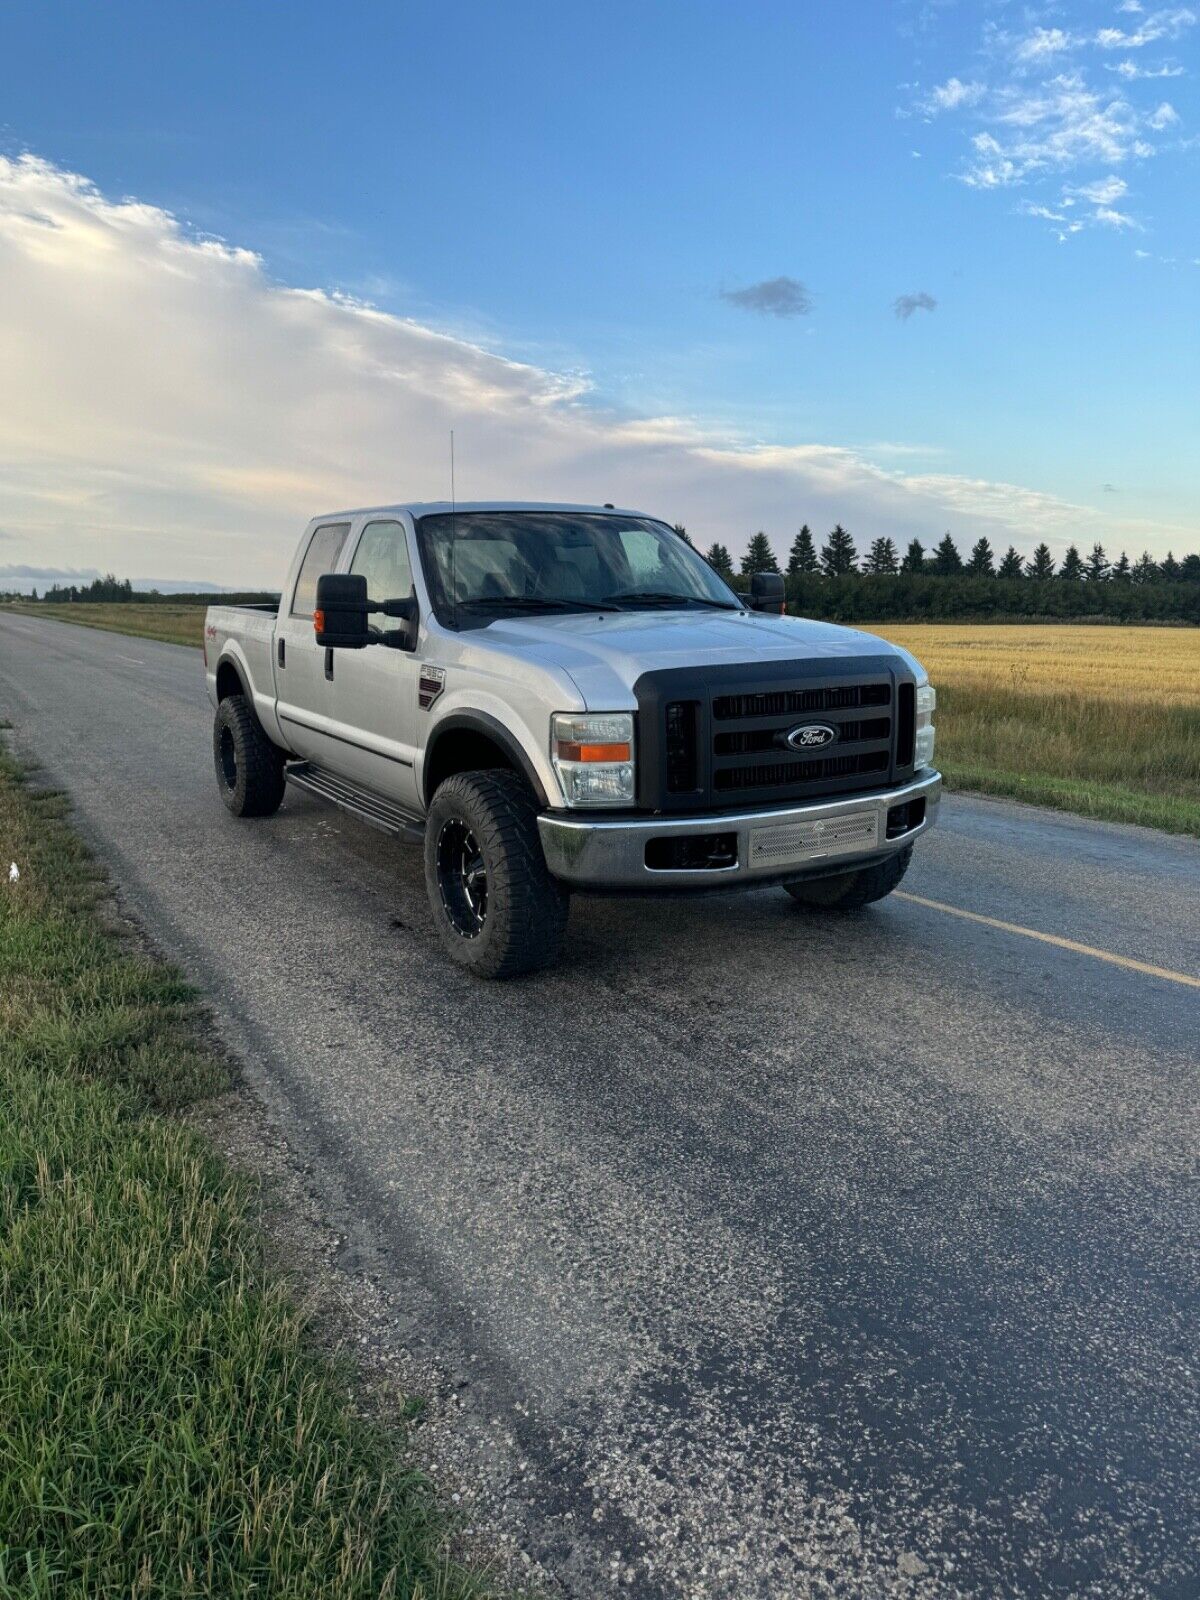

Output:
xmin=449 ymin=429 xmax=458 ymax=631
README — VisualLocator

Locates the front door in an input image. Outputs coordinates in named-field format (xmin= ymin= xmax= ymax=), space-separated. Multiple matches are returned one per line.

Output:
xmin=325 ymin=518 xmax=422 ymax=811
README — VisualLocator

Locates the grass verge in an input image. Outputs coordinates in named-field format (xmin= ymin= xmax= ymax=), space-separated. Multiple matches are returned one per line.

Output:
xmin=6 ymin=601 xmax=204 ymax=647
xmin=0 ymin=741 xmax=496 ymax=1599
xmin=932 ymin=682 xmax=1200 ymax=837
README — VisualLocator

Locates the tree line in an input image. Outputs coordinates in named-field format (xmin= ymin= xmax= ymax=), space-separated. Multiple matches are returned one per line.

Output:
xmin=683 ymin=526 xmax=1200 ymax=624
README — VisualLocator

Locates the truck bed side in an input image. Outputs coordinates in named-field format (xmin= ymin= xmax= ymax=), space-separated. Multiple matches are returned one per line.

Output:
xmin=204 ymin=603 xmax=286 ymax=747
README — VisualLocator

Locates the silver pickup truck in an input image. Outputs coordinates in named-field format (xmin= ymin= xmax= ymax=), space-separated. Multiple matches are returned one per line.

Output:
xmin=205 ymin=502 xmax=940 ymax=976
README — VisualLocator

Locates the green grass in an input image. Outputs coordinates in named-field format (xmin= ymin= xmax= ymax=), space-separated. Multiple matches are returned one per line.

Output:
xmin=934 ymin=682 xmax=1200 ymax=837
xmin=0 ymin=746 xmax=499 ymax=1599
xmin=5 ymin=602 xmax=204 ymax=648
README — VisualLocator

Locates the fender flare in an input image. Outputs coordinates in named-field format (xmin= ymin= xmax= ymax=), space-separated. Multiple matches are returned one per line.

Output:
xmin=423 ymin=711 xmax=550 ymax=809
xmin=214 ymin=651 xmax=252 ymax=702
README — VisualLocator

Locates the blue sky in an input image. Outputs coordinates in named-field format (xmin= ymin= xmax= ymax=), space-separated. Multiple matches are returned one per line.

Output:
xmin=0 ymin=0 xmax=1197 ymax=585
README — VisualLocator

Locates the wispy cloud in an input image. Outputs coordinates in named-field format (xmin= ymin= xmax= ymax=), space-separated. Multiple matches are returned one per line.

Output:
xmin=907 ymin=7 xmax=1194 ymax=243
xmin=1095 ymin=205 xmax=1140 ymax=227
xmin=718 ymin=276 xmax=811 ymax=317
xmin=1095 ymin=6 xmax=1196 ymax=49
xmin=1066 ymin=174 xmax=1129 ymax=204
xmin=1147 ymin=99 xmax=1181 ymax=126
xmin=893 ymin=291 xmax=937 ymax=319
xmin=1107 ymin=57 xmax=1184 ymax=76
xmin=917 ymin=76 xmax=985 ymax=113
xmin=1012 ymin=27 xmax=1078 ymax=64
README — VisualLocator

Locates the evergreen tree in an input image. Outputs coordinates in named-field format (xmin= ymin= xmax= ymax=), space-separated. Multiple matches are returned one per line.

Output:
xmin=997 ymin=546 xmax=1024 ymax=580
xmin=863 ymin=536 xmax=899 ymax=575
xmin=1086 ymin=543 xmax=1110 ymax=583
xmin=899 ymin=538 xmax=926 ymax=575
xmin=740 ymin=531 xmax=779 ymax=576
xmin=966 ymin=536 xmax=995 ymax=576
xmin=672 ymin=523 xmax=693 ymax=547
xmin=1181 ymin=553 xmax=1200 ymax=582
xmin=1059 ymin=545 xmax=1085 ymax=581
xmin=1131 ymin=551 xmax=1158 ymax=584
xmin=705 ymin=542 xmax=734 ymax=581
xmin=787 ymin=524 xmax=819 ymax=575
xmin=30 ymin=586 xmax=38 ymax=601
xmin=820 ymin=524 xmax=857 ymax=576
xmin=930 ymin=533 xmax=963 ymax=576
xmin=1160 ymin=551 xmax=1181 ymax=581
xmin=1026 ymin=543 xmax=1055 ymax=580
xmin=1111 ymin=552 xmax=1132 ymax=583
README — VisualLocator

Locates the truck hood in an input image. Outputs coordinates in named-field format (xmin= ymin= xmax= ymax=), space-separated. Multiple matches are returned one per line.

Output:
xmin=467 ymin=609 xmax=921 ymax=708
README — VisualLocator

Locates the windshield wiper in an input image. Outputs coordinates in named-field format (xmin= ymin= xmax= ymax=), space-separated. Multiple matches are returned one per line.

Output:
xmin=602 ymin=590 xmax=741 ymax=611
xmin=457 ymin=595 xmax=621 ymax=614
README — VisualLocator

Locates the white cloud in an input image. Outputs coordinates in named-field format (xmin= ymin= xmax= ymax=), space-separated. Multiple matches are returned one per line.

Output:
xmin=1012 ymin=27 xmax=1077 ymax=63
xmin=919 ymin=76 xmax=985 ymax=113
xmin=1147 ymin=99 xmax=1181 ymax=126
xmin=0 ymin=154 xmax=1171 ymax=581
xmin=1107 ymin=57 xmax=1185 ymax=75
xmin=1066 ymin=174 xmax=1129 ymax=203
xmin=1095 ymin=6 xmax=1196 ymax=48
xmin=1094 ymin=204 xmax=1140 ymax=226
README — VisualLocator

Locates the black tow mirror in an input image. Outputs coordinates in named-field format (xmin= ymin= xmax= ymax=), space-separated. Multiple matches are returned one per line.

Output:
xmin=314 ymin=573 xmax=369 ymax=648
xmin=379 ymin=589 xmax=419 ymax=652
xmin=749 ymin=571 xmax=786 ymax=614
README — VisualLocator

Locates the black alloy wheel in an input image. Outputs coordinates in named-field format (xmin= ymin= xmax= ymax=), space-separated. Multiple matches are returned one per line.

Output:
xmin=436 ymin=817 xmax=489 ymax=938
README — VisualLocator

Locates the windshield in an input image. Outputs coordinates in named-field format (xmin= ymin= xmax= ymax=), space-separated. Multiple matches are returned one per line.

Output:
xmin=415 ymin=511 xmax=741 ymax=628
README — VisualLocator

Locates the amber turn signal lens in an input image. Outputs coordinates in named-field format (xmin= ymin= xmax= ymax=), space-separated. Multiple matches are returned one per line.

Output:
xmin=555 ymin=741 xmax=632 ymax=763
xmin=313 ymin=609 xmax=325 ymax=634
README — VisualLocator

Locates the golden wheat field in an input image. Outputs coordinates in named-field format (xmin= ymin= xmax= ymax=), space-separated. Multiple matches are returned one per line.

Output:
xmin=864 ymin=623 xmax=1200 ymax=708
xmin=863 ymin=623 xmax=1200 ymax=835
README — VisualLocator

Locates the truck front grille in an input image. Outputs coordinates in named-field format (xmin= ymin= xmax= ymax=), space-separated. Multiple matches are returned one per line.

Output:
xmin=714 ymin=750 xmax=889 ymax=792
xmin=634 ymin=656 xmax=917 ymax=814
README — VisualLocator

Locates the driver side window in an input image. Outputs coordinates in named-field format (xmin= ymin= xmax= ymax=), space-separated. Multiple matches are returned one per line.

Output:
xmin=351 ymin=519 xmax=413 ymax=607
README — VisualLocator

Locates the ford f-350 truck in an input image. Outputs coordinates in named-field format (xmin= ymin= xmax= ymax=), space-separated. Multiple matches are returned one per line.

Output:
xmin=205 ymin=503 xmax=939 ymax=976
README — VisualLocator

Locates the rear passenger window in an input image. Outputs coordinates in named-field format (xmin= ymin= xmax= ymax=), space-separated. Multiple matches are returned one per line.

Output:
xmin=291 ymin=523 xmax=350 ymax=617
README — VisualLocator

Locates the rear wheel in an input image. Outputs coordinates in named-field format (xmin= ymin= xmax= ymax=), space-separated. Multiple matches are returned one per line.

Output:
xmin=783 ymin=845 xmax=913 ymax=910
xmin=424 ymin=770 xmax=568 ymax=978
xmin=213 ymin=695 xmax=286 ymax=817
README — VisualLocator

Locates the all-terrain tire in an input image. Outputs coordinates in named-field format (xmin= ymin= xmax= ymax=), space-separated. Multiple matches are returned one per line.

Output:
xmin=783 ymin=845 xmax=913 ymax=910
xmin=213 ymin=694 xmax=286 ymax=817
xmin=424 ymin=770 xmax=569 ymax=978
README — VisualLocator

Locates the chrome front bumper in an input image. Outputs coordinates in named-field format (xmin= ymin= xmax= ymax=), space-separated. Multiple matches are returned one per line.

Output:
xmin=538 ymin=769 xmax=941 ymax=889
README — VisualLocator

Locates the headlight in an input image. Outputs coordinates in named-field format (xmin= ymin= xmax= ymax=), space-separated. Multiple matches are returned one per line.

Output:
xmin=551 ymin=712 xmax=635 ymax=807
xmin=914 ymin=682 xmax=936 ymax=769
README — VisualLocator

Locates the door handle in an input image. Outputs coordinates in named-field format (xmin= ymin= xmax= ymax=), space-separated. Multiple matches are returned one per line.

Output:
xmin=277 ymin=638 xmax=286 ymax=669
xmin=324 ymin=647 xmax=334 ymax=682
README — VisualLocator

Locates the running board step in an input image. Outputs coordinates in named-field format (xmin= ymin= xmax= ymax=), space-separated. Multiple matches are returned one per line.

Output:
xmin=285 ymin=762 xmax=425 ymax=841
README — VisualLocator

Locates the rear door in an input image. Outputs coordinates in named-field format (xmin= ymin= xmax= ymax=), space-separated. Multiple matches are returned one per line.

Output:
xmin=323 ymin=517 xmax=421 ymax=809
xmin=273 ymin=521 xmax=352 ymax=762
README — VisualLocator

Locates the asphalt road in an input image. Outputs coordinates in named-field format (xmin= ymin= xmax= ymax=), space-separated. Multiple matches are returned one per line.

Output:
xmin=2 ymin=611 xmax=1198 ymax=1600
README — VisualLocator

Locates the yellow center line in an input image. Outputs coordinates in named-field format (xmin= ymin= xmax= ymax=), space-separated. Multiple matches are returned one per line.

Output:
xmin=894 ymin=891 xmax=1200 ymax=991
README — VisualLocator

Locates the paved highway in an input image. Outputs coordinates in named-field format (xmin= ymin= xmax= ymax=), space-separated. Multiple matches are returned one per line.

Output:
xmin=2 ymin=611 xmax=1197 ymax=1599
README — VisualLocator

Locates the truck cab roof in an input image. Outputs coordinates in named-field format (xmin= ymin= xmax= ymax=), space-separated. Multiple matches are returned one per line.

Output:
xmin=309 ymin=501 xmax=653 ymax=523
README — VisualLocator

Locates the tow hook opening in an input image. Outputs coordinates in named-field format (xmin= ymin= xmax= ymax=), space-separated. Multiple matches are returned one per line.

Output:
xmin=645 ymin=832 xmax=738 ymax=872
xmin=886 ymin=797 xmax=926 ymax=839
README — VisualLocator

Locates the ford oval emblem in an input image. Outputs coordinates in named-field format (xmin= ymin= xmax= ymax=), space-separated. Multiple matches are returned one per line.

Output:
xmin=786 ymin=722 xmax=838 ymax=751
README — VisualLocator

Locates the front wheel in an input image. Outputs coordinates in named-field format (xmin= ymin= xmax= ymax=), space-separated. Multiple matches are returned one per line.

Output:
xmin=424 ymin=771 xmax=569 ymax=978
xmin=783 ymin=845 xmax=913 ymax=910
